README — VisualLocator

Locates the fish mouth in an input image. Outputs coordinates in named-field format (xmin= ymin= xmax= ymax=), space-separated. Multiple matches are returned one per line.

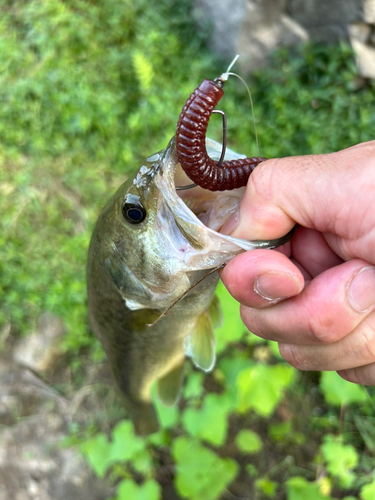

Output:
xmin=174 ymin=158 xmax=245 ymax=233
xmin=152 ymin=136 xmax=291 ymax=273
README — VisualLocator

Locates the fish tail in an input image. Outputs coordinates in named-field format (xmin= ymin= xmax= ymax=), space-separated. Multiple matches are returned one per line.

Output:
xmin=131 ymin=401 xmax=159 ymax=435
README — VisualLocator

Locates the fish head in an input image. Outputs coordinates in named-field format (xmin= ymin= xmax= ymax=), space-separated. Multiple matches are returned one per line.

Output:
xmin=93 ymin=136 xmax=290 ymax=311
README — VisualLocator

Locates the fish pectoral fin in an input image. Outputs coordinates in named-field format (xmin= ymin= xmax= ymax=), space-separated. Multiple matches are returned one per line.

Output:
xmin=157 ymin=359 xmax=185 ymax=407
xmin=209 ymin=293 xmax=223 ymax=329
xmin=186 ymin=311 xmax=216 ymax=372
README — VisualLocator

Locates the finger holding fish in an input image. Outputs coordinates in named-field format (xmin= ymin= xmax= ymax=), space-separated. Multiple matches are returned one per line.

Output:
xmin=220 ymin=226 xmax=345 ymax=309
xmin=221 ymin=249 xmax=304 ymax=308
xmin=237 ymin=259 xmax=374 ymax=345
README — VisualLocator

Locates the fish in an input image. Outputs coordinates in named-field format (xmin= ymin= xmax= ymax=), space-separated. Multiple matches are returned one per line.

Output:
xmin=87 ymin=136 xmax=293 ymax=434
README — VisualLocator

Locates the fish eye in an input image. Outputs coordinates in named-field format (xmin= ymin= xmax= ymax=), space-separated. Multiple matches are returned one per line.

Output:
xmin=122 ymin=203 xmax=147 ymax=224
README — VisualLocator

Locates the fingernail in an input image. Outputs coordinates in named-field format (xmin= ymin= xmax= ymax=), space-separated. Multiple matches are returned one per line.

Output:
xmin=348 ymin=266 xmax=375 ymax=313
xmin=254 ymin=271 xmax=302 ymax=302
xmin=220 ymin=209 xmax=239 ymax=235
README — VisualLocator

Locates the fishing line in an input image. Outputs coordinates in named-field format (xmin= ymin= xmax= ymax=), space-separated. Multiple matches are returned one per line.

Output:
xmin=216 ymin=54 xmax=260 ymax=156
xmin=146 ymin=263 xmax=226 ymax=327
xmin=225 ymin=71 xmax=261 ymax=157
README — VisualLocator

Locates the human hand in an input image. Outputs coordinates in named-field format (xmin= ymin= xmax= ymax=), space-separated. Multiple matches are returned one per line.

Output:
xmin=220 ymin=140 xmax=375 ymax=385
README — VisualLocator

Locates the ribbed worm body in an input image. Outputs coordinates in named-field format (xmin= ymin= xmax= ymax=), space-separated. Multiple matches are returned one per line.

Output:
xmin=176 ymin=79 xmax=266 ymax=191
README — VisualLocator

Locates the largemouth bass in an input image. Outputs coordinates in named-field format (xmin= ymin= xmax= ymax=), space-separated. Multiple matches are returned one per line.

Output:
xmin=87 ymin=137 xmax=291 ymax=434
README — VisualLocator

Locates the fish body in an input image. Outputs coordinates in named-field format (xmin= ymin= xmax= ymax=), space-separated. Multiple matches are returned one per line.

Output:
xmin=87 ymin=137 xmax=291 ymax=434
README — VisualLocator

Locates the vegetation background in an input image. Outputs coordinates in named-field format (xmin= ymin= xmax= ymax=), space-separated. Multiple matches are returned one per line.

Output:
xmin=1 ymin=0 xmax=375 ymax=499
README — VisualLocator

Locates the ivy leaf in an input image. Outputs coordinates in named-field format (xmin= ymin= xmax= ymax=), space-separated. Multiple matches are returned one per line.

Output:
xmin=80 ymin=433 xmax=113 ymax=478
xmin=154 ymin=388 xmax=179 ymax=429
xmin=320 ymin=371 xmax=367 ymax=406
xmin=235 ymin=430 xmax=263 ymax=454
xmin=286 ymin=476 xmax=332 ymax=500
xmin=255 ymin=477 xmax=278 ymax=498
xmin=183 ymin=371 xmax=204 ymax=399
xmin=110 ymin=420 xmax=146 ymax=462
xmin=268 ymin=421 xmax=292 ymax=442
xmin=110 ymin=420 xmax=153 ymax=474
xmin=360 ymin=478 xmax=375 ymax=500
xmin=219 ymin=356 xmax=254 ymax=388
xmin=218 ymin=355 xmax=254 ymax=407
xmin=236 ymin=363 xmax=295 ymax=416
xmin=116 ymin=479 xmax=161 ymax=500
xmin=182 ymin=393 xmax=232 ymax=446
xmin=214 ymin=281 xmax=247 ymax=352
xmin=321 ymin=435 xmax=359 ymax=488
xmin=172 ymin=436 xmax=239 ymax=500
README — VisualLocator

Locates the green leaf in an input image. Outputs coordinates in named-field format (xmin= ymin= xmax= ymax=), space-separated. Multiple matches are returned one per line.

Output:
xmin=172 ymin=436 xmax=239 ymax=500
xmin=182 ymin=393 xmax=232 ymax=446
xmin=320 ymin=371 xmax=367 ymax=406
xmin=268 ymin=421 xmax=292 ymax=442
xmin=183 ymin=371 xmax=204 ymax=399
xmin=268 ymin=421 xmax=306 ymax=445
xmin=255 ymin=478 xmax=278 ymax=498
xmin=214 ymin=281 xmax=247 ymax=352
xmin=111 ymin=420 xmax=153 ymax=474
xmin=117 ymin=479 xmax=161 ymax=500
xmin=245 ymin=464 xmax=258 ymax=478
xmin=235 ymin=429 xmax=263 ymax=454
xmin=80 ymin=421 xmax=154 ymax=478
xmin=110 ymin=420 xmax=146 ymax=462
xmin=321 ymin=435 xmax=359 ymax=488
xmin=236 ymin=363 xmax=295 ymax=416
xmin=360 ymin=478 xmax=375 ymax=500
xmin=154 ymin=388 xmax=180 ymax=429
xmin=286 ymin=476 xmax=332 ymax=500
xmin=80 ymin=433 xmax=113 ymax=478
xmin=218 ymin=356 xmax=254 ymax=407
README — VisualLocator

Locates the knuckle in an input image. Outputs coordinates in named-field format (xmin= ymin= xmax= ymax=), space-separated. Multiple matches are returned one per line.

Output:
xmin=338 ymin=364 xmax=375 ymax=386
xmin=337 ymin=369 xmax=361 ymax=385
xmin=240 ymin=306 xmax=271 ymax=340
xmin=305 ymin=311 xmax=342 ymax=344
xmin=279 ymin=343 xmax=311 ymax=370
xmin=239 ymin=305 xmax=253 ymax=332
xmin=248 ymin=159 xmax=280 ymax=202
xmin=358 ymin=319 xmax=375 ymax=363
xmin=360 ymin=140 xmax=375 ymax=156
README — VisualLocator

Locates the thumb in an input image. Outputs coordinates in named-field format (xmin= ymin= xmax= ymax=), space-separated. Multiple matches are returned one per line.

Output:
xmin=221 ymin=142 xmax=373 ymax=241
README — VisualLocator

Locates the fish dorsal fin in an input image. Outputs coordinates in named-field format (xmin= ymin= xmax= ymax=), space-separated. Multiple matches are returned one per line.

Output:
xmin=186 ymin=311 xmax=216 ymax=372
xmin=157 ymin=359 xmax=185 ymax=407
xmin=208 ymin=294 xmax=223 ymax=329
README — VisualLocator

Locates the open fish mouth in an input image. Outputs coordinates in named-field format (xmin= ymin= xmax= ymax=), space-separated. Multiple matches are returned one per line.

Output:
xmin=174 ymin=138 xmax=246 ymax=233
xmin=152 ymin=136 xmax=292 ymax=271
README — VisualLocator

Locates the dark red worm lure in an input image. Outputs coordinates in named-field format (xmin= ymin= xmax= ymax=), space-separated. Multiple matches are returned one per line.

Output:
xmin=176 ymin=77 xmax=266 ymax=191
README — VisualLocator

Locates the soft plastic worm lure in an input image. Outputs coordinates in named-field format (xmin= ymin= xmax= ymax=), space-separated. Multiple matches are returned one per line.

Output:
xmin=175 ymin=72 xmax=266 ymax=192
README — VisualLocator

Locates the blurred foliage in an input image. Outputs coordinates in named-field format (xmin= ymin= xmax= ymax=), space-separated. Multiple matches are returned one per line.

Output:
xmin=0 ymin=0 xmax=218 ymax=352
xmin=1 ymin=0 xmax=375 ymax=499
